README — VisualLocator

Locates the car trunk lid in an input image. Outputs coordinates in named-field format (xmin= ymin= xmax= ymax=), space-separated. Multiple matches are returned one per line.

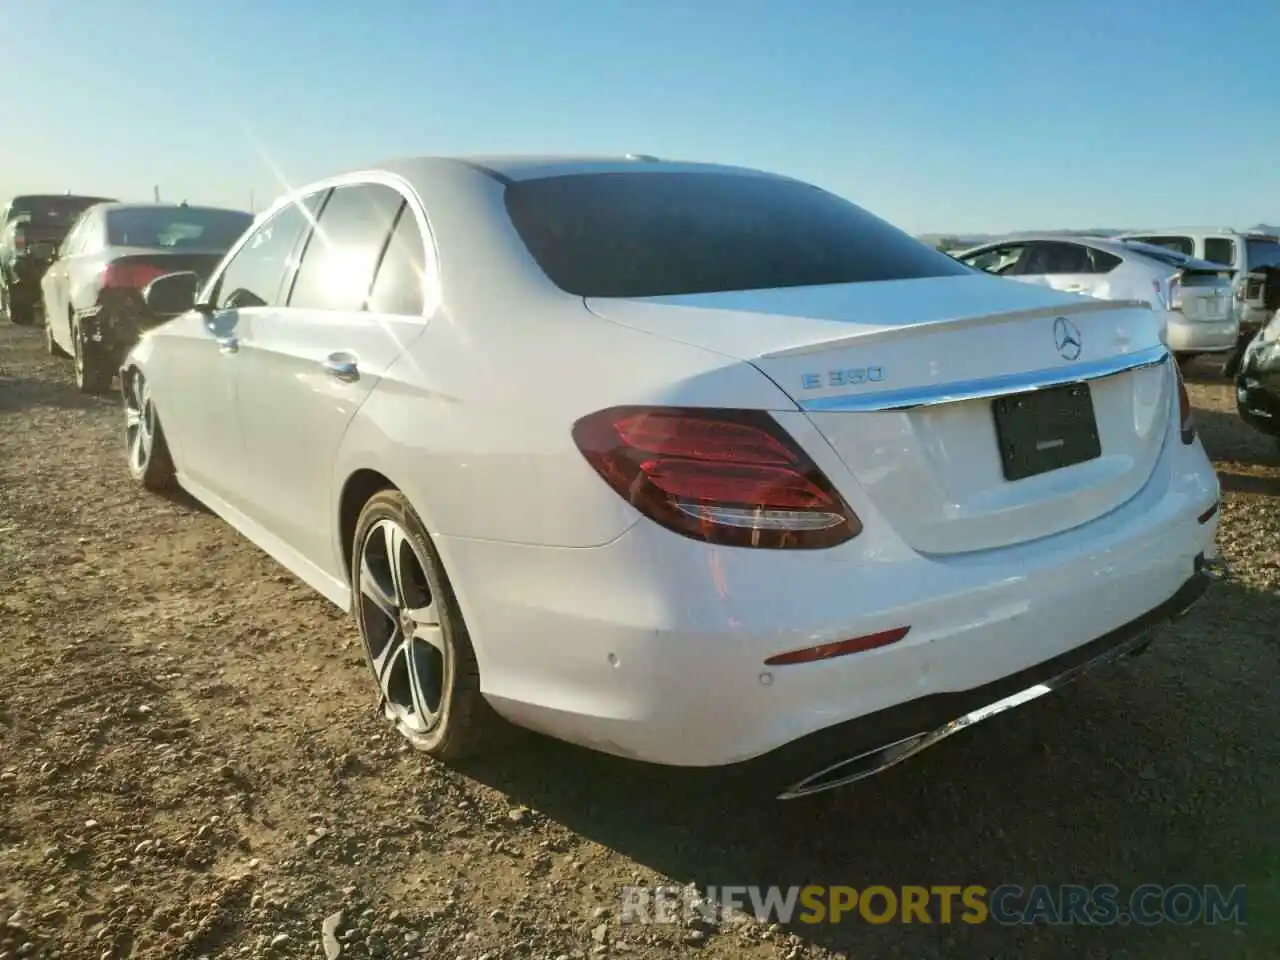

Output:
xmin=586 ymin=275 xmax=1173 ymax=554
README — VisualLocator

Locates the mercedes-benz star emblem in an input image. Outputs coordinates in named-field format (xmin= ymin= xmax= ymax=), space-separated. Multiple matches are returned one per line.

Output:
xmin=1053 ymin=316 xmax=1082 ymax=361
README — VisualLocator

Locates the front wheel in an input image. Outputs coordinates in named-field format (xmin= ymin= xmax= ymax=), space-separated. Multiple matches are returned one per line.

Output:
xmin=351 ymin=490 xmax=505 ymax=759
xmin=72 ymin=316 xmax=113 ymax=394
xmin=123 ymin=368 xmax=175 ymax=491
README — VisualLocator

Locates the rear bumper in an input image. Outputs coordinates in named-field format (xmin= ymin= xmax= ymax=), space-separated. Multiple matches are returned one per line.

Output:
xmin=448 ymin=416 xmax=1220 ymax=777
xmin=8 ymin=257 xmax=51 ymax=302
xmin=1164 ymin=312 xmax=1238 ymax=353
xmin=81 ymin=290 xmax=162 ymax=358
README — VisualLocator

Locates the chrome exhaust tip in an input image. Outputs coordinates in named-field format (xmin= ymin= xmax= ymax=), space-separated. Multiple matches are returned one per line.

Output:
xmin=776 ymin=732 xmax=933 ymax=800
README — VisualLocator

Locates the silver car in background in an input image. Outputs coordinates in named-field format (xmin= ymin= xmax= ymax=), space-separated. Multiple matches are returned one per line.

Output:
xmin=40 ymin=202 xmax=252 ymax=393
xmin=955 ymin=235 xmax=1237 ymax=362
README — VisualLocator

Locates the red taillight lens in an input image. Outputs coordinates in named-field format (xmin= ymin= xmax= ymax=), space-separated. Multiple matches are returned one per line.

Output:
xmin=13 ymin=230 xmax=25 ymax=251
xmin=572 ymin=406 xmax=862 ymax=549
xmin=102 ymin=262 xmax=168 ymax=290
xmin=1174 ymin=363 xmax=1194 ymax=444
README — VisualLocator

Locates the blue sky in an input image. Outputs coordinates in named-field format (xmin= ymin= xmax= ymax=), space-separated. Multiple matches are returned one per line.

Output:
xmin=6 ymin=0 xmax=1278 ymax=234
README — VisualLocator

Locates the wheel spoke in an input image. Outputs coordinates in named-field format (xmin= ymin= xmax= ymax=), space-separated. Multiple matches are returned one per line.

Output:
xmin=407 ymin=602 xmax=444 ymax=653
xmin=359 ymin=552 xmax=397 ymax=621
xmin=406 ymin=639 xmax=442 ymax=729
xmin=384 ymin=524 xmax=411 ymax=608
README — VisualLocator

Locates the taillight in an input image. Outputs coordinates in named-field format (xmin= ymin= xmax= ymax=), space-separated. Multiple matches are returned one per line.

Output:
xmin=1174 ymin=364 xmax=1194 ymax=444
xmin=1168 ymin=274 xmax=1183 ymax=310
xmin=13 ymin=230 xmax=25 ymax=251
xmin=102 ymin=262 xmax=168 ymax=290
xmin=572 ymin=406 xmax=862 ymax=549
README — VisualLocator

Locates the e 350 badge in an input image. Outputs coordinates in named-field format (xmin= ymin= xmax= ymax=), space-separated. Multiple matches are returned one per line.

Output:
xmin=800 ymin=367 xmax=886 ymax=390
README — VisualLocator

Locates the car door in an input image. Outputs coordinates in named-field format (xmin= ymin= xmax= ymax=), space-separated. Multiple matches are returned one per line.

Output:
xmin=1006 ymin=241 xmax=1097 ymax=296
xmin=41 ymin=215 xmax=83 ymax=343
xmin=154 ymin=197 xmax=319 ymax=511
xmin=234 ymin=181 xmax=430 ymax=580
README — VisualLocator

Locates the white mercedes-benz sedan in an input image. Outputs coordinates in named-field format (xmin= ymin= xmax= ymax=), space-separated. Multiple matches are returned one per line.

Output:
xmin=120 ymin=155 xmax=1221 ymax=799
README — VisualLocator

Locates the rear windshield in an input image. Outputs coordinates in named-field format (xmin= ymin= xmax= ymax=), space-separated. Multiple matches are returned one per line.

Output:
xmin=106 ymin=207 xmax=253 ymax=250
xmin=8 ymin=195 xmax=111 ymax=226
xmin=1119 ymin=240 xmax=1187 ymax=267
xmin=503 ymin=172 xmax=971 ymax=298
xmin=1247 ymin=238 xmax=1280 ymax=270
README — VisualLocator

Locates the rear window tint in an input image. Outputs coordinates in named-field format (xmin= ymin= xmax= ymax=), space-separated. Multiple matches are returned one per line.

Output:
xmin=503 ymin=172 xmax=971 ymax=298
xmin=8 ymin=195 xmax=113 ymax=225
xmin=1247 ymin=238 xmax=1280 ymax=270
xmin=106 ymin=207 xmax=252 ymax=250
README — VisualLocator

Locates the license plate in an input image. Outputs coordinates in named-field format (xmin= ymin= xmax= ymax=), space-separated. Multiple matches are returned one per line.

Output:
xmin=992 ymin=383 xmax=1101 ymax=481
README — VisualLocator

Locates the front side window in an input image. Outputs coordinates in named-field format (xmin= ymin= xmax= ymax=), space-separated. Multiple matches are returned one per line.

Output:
xmin=964 ymin=245 xmax=1026 ymax=275
xmin=288 ymin=183 xmax=406 ymax=312
xmin=503 ymin=172 xmax=970 ymax=298
xmin=211 ymin=201 xmax=314 ymax=310
xmin=106 ymin=206 xmax=252 ymax=251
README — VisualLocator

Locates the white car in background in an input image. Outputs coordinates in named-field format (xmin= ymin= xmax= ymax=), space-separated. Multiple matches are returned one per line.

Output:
xmin=954 ymin=235 xmax=1237 ymax=362
xmin=1114 ymin=227 xmax=1280 ymax=340
xmin=120 ymin=156 xmax=1220 ymax=799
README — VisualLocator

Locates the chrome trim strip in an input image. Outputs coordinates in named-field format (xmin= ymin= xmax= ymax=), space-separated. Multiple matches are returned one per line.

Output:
xmin=776 ymin=625 xmax=1159 ymax=801
xmin=798 ymin=344 xmax=1169 ymax=413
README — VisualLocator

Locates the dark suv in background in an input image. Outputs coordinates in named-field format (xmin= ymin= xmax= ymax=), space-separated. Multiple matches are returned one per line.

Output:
xmin=1 ymin=194 xmax=115 ymax=325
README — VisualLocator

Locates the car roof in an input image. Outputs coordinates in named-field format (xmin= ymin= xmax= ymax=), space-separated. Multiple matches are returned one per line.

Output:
xmin=376 ymin=153 xmax=786 ymax=184
xmin=91 ymin=202 xmax=252 ymax=215
xmin=1117 ymin=227 xmax=1280 ymax=239
xmin=958 ymin=234 xmax=1137 ymax=255
xmin=956 ymin=234 xmax=1229 ymax=271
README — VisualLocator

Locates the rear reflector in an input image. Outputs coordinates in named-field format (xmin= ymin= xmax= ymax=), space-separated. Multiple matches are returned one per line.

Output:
xmin=764 ymin=626 xmax=911 ymax=666
xmin=1174 ymin=363 xmax=1195 ymax=444
xmin=572 ymin=406 xmax=861 ymax=549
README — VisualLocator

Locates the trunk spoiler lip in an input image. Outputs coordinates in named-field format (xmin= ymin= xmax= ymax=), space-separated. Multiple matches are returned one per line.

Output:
xmin=756 ymin=298 xmax=1152 ymax=359
xmin=795 ymin=343 xmax=1170 ymax=414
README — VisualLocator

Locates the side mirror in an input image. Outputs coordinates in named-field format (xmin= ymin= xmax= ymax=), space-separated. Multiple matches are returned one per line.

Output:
xmin=143 ymin=271 xmax=200 ymax=316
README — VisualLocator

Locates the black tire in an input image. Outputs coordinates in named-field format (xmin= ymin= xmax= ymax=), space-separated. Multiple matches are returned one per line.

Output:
xmin=72 ymin=315 xmax=113 ymax=395
xmin=45 ymin=319 xmax=68 ymax=357
xmin=351 ymin=489 xmax=506 ymax=759
xmin=123 ymin=368 xmax=176 ymax=492
xmin=9 ymin=297 xmax=33 ymax=326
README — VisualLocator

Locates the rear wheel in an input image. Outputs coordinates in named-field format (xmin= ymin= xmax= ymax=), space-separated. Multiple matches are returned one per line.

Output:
xmin=72 ymin=315 xmax=113 ymax=394
xmin=351 ymin=489 xmax=505 ymax=759
xmin=123 ymin=368 xmax=175 ymax=491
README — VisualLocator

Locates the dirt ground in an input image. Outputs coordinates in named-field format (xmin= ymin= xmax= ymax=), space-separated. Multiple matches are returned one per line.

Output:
xmin=1 ymin=321 xmax=1277 ymax=960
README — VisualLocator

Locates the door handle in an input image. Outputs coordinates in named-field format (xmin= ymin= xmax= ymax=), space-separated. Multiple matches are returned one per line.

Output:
xmin=323 ymin=354 xmax=359 ymax=382
xmin=217 ymin=336 xmax=239 ymax=354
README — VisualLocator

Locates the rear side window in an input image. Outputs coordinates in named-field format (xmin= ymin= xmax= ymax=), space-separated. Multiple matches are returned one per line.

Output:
xmin=1088 ymin=248 xmax=1122 ymax=273
xmin=503 ymin=172 xmax=970 ymax=298
xmin=367 ymin=206 xmax=427 ymax=315
xmin=288 ymin=183 xmax=405 ymax=312
xmin=1203 ymin=238 xmax=1236 ymax=266
xmin=1128 ymin=235 xmax=1194 ymax=257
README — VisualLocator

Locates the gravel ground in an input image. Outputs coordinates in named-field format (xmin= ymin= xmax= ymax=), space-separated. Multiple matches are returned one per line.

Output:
xmin=1 ymin=322 xmax=1277 ymax=960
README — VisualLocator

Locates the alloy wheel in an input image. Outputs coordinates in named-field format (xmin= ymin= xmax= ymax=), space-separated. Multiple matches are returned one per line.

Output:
xmin=357 ymin=519 xmax=448 ymax=736
xmin=124 ymin=372 xmax=155 ymax=473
